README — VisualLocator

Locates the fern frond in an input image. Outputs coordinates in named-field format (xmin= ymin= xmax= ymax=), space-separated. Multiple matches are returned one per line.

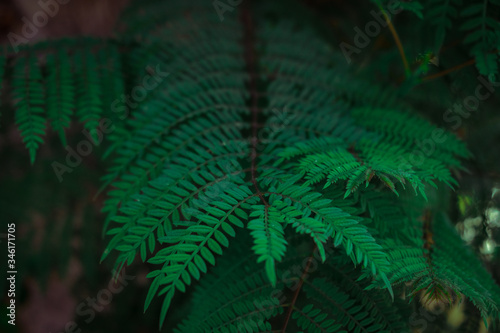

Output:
xmin=0 ymin=55 xmax=6 ymax=115
xmin=274 ymin=199 xmax=330 ymax=259
xmin=12 ymin=54 xmax=46 ymax=164
xmin=33 ymin=0 xmax=486 ymax=330
xmin=397 ymin=0 xmax=425 ymax=18
xmin=101 ymin=139 xmax=249 ymax=263
xmin=7 ymin=0 xmax=500 ymax=330
xmin=248 ymin=204 xmax=288 ymax=287
xmin=301 ymin=277 xmax=403 ymax=332
xmin=351 ymin=107 xmax=470 ymax=161
xmin=281 ymin=139 xmax=425 ymax=198
xmin=356 ymin=187 xmax=421 ymax=238
xmin=324 ymin=256 xmax=409 ymax=332
xmin=1 ymin=38 xmax=126 ymax=162
xmin=97 ymin=45 xmax=127 ymax=139
xmin=429 ymin=213 xmax=500 ymax=320
xmin=176 ymin=235 xmax=407 ymax=332
xmin=144 ymin=182 xmax=258 ymax=328
xmin=290 ymin=146 xmax=360 ymax=186
xmin=426 ymin=0 xmax=463 ymax=52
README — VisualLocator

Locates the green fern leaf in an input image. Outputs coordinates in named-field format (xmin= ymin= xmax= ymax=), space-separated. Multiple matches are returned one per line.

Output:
xmin=248 ymin=204 xmax=288 ymax=287
xmin=293 ymin=303 xmax=342 ymax=332
xmin=145 ymin=182 xmax=258 ymax=327
xmin=0 ymin=54 xmax=5 ymax=118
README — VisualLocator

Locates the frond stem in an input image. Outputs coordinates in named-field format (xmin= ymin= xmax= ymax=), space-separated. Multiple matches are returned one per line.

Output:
xmin=281 ymin=244 xmax=317 ymax=333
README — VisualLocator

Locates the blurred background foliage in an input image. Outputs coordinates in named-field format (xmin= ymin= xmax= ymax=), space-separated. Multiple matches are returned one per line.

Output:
xmin=0 ymin=0 xmax=499 ymax=332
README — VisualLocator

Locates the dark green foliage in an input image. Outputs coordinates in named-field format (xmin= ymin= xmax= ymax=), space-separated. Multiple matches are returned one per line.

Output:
xmin=460 ymin=0 xmax=500 ymax=76
xmin=0 ymin=54 xmax=5 ymax=118
xmin=0 ymin=38 xmax=123 ymax=162
xmin=421 ymin=0 xmax=500 ymax=77
xmin=2 ymin=0 xmax=500 ymax=332
xmin=426 ymin=0 xmax=463 ymax=52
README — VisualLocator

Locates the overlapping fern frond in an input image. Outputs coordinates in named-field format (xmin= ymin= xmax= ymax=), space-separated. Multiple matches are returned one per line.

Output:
xmin=46 ymin=49 xmax=74 ymax=146
xmin=460 ymin=0 xmax=500 ymax=77
xmin=0 ymin=54 xmax=6 ymax=118
xmin=374 ymin=213 xmax=500 ymax=323
xmin=426 ymin=0 xmax=463 ymax=52
xmin=176 ymin=239 xmax=408 ymax=333
xmin=12 ymin=53 xmax=46 ymax=164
